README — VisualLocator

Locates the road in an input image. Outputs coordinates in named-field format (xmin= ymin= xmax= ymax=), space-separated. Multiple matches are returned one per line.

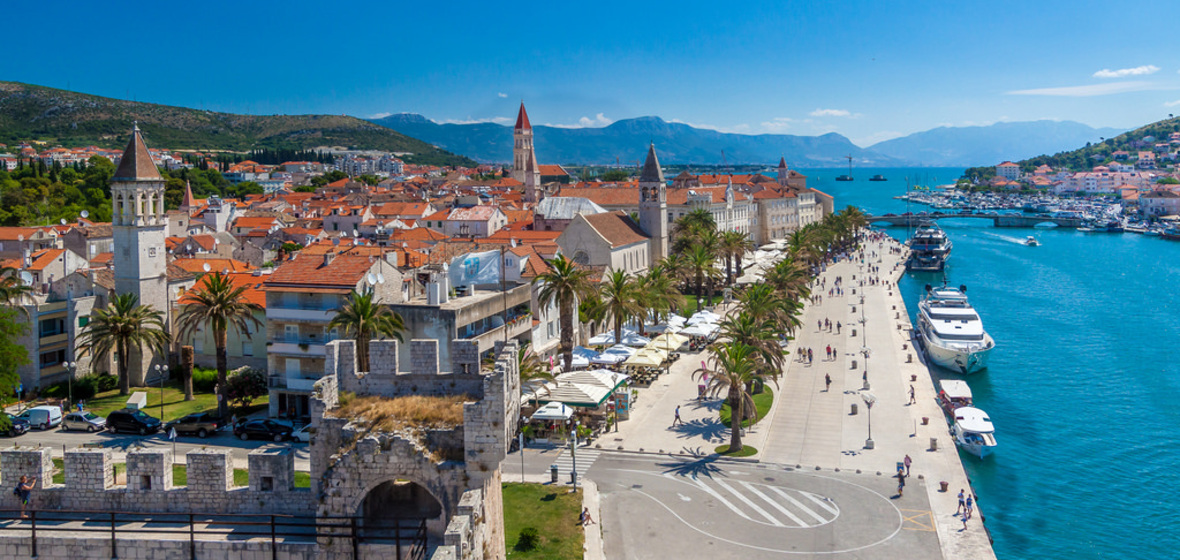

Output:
xmin=3 ymin=425 xmax=312 ymax=469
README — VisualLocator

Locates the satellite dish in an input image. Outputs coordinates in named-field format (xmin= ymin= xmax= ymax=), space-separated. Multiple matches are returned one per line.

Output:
xmin=223 ymin=268 xmax=230 ymax=275
xmin=377 ymin=273 xmax=385 ymax=284
xmin=16 ymin=235 xmax=23 ymax=242
xmin=367 ymin=273 xmax=377 ymax=286
xmin=353 ymin=230 xmax=359 ymax=238
xmin=202 ymin=263 xmax=212 ymax=272
xmin=510 ymin=238 xmax=517 ymax=248
xmin=60 ymin=219 xmax=67 ymax=225
xmin=19 ymin=271 xmax=34 ymax=286
xmin=80 ymin=210 xmax=89 ymax=219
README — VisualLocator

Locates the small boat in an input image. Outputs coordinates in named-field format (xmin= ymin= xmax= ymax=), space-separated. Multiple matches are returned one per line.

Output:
xmin=938 ymin=380 xmax=973 ymax=417
xmin=951 ymin=407 xmax=997 ymax=458
xmin=869 ymin=174 xmax=887 ymax=181
xmin=835 ymin=175 xmax=853 ymax=182
xmin=1077 ymin=227 xmax=1094 ymax=233
xmin=1024 ymin=236 xmax=1039 ymax=246
xmin=835 ymin=154 xmax=854 ymax=181
xmin=1160 ymin=228 xmax=1180 ymax=241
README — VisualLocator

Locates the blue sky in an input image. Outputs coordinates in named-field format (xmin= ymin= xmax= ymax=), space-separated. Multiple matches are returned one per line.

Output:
xmin=7 ymin=0 xmax=1180 ymax=145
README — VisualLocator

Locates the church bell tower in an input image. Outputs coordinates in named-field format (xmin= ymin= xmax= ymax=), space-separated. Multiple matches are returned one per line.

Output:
xmin=638 ymin=143 xmax=668 ymax=267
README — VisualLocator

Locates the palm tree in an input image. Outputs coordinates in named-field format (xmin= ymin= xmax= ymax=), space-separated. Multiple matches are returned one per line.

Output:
xmin=686 ymin=244 xmax=720 ymax=312
xmin=737 ymin=283 xmax=801 ymax=337
xmin=176 ymin=272 xmax=265 ymax=418
xmin=0 ymin=265 xmax=33 ymax=316
xmin=635 ymin=266 xmax=684 ymax=332
xmin=695 ymin=341 xmax=774 ymax=453
xmin=535 ymin=255 xmax=596 ymax=371
xmin=329 ymin=290 xmax=406 ymax=374
xmin=719 ymin=312 xmax=786 ymax=374
xmin=764 ymin=257 xmax=812 ymax=304
xmin=721 ymin=231 xmax=755 ymax=285
xmin=597 ymin=269 xmax=643 ymax=345
xmin=78 ymin=293 xmax=170 ymax=396
xmin=672 ymin=208 xmax=717 ymax=253
xmin=516 ymin=342 xmax=551 ymax=383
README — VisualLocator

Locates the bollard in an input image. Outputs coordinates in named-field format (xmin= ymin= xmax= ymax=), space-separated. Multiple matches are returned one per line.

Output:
xmin=911 ymin=374 xmax=917 ymax=382
xmin=851 ymin=328 xmax=857 ymax=337
xmin=550 ymin=464 xmax=559 ymax=484
xmin=907 ymin=353 xmax=913 ymax=363
xmin=895 ymin=312 xmax=900 ymax=319
xmin=922 ymin=417 xmax=929 ymax=425
xmin=892 ymin=305 xmax=896 ymax=310
xmin=902 ymin=343 xmax=908 ymax=350
xmin=940 ymin=481 xmax=949 ymax=492
xmin=851 ymin=359 xmax=857 ymax=370
xmin=851 ymin=306 xmax=856 ymax=314
xmin=850 ymin=403 xmax=858 ymax=415
xmin=929 ymin=437 xmax=938 ymax=451
xmin=570 ymin=471 xmax=578 ymax=485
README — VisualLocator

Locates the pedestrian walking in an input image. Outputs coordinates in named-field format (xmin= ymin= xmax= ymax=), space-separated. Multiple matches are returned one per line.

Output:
xmin=672 ymin=405 xmax=682 ymax=427
xmin=825 ymin=373 xmax=832 ymax=392
xmin=956 ymin=489 xmax=966 ymax=514
xmin=909 ymin=385 xmax=916 ymax=405
xmin=14 ymin=475 xmax=35 ymax=518
xmin=896 ymin=468 xmax=906 ymax=497
xmin=904 ymin=454 xmax=912 ymax=476
xmin=826 ymin=345 xmax=832 ymax=360
xmin=836 ymin=322 xmax=841 ymax=334
xmin=965 ymin=495 xmax=974 ymax=516
xmin=808 ymin=348 xmax=813 ymax=364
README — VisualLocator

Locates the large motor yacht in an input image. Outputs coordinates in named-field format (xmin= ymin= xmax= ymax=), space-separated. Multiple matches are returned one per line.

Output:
xmin=917 ymin=284 xmax=995 ymax=374
xmin=906 ymin=221 xmax=952 ymax=271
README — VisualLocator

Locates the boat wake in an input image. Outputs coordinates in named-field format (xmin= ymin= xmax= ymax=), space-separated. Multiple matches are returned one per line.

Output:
xmin=980 ymin=231 xmax=1031 ymax=245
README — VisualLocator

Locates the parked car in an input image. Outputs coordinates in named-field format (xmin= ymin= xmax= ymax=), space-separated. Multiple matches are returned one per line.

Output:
xmin=2 ymin=414 xmax=29 ymax=437
xmin=291 ymin=424 xmax=314 ymax=443
xmin=234 ymin=419 xmax=293 ymax=442
xmin=16 ymin=405 xmax=63 ymax=430
xmin=62 ymin=411 xmax=106 ymax=432
xmin=165 ymin=413 xmax=221 ymax=438
xmin=105 ymin=408 xmax=163 ymax=435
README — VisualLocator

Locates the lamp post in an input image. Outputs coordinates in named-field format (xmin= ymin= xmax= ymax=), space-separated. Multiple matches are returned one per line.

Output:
xmin=63 ymin=361 xmax=77 ymax=409
xmin=519 ymin=415 xmax=527 ymax=483
xmin=861 ymin=391 xmax=876 ymax=449
xmin=154 ymin=364 xmax=169 ymax=420
xmin=860 ymin=346 xmax=872 ymax=390
xmin=570 ymin=419 xmax=580 ymax=489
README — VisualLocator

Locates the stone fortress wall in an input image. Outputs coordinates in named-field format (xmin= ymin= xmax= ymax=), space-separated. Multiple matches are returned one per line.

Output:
xmin=0 ymin=338 xmax=521 ymax=560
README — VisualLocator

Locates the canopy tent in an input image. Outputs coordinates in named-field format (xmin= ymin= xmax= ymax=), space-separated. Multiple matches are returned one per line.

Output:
xmin=556 ymin=369 xmax=629 ymax=392
xmin=680 ymin=323 xmax=720 ymax=338
xmin=687 ymin=311 xmax=721 ymax=325
xmin=590 ymin=353 xmax=626 ymax=365
xmin=647 ymin=333 xmax=689 ymax=352
xmin=587 ymin=332 xmax=614 ymax=346
xmin=644 ymin=315 xmax=687 ymax=333
xmin=530 ymin=402 xmax=574 ymax=421
xmin=624 ymin=351 xmax=664 ymax=368
xmin=535 ymin=381 xmax=613 ymax=408
xmin=587 ymin=330 xmax=651 ymax=347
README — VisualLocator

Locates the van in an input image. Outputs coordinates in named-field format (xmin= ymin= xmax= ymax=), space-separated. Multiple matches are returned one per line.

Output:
xmin=17 ymin=405 xmax=63 ymax=430
xmin=105 ymin=408 xmax=162 ymax=435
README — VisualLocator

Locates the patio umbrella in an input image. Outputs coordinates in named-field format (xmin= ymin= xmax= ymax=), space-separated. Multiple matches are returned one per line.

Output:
xmin=530 ymin=402 xmax=575 ymax=421
xmin=624 ymin=352 xmax=663 ymax=368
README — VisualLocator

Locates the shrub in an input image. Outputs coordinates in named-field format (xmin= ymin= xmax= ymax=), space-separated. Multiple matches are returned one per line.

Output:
xmin=40 ymin=373 xmax=115 ymax=401
xmin=225 ymin=368 xmax=267 ymax=408
xmin=192 ymin=368 xmax=218 ymax=392
xmin=515 ymin=527 xmax=540 ymax=551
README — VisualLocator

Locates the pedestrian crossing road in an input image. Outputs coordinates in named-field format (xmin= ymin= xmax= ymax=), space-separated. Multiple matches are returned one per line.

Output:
xmin=553 ymin=447 xmax=601 ymax=481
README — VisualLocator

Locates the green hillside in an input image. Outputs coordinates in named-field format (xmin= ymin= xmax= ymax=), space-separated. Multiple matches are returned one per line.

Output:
xmin=0 ymin=82 xmax=475 ymax=166
xmin=1016 ymin=115 xmax=1179 ymax=172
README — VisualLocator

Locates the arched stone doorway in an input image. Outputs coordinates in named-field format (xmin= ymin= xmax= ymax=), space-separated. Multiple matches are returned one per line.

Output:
xmin=360 ymin=479 xmax=446 ymax=541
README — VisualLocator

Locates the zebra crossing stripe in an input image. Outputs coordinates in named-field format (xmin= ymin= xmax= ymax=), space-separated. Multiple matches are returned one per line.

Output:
xmin=713 ymin=479 xmax=784 ymax=527
xmin=768 ymin=486 xmax=829 ymax=525
xmin=739 ymin=482 xmax=808 ymax=528
xmin=801 ymin=491 xmax=839 ymax=516
xmin=675 ymin=474 xmax=752 ymax=522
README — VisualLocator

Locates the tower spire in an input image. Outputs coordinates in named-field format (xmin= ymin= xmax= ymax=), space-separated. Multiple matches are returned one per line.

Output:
xmin=113 ymin=123 xmax=161 ymax=180
xmin=180 ymin=179 xmax=196 ymax=212
xmin=639 ymin=143 xmax=664 ymax=184
xmin=514 ymin=102 xmax=532 ymax=131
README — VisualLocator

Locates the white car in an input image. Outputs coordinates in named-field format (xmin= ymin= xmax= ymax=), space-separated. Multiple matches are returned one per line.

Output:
xmin=292 ymin=424 xmax=314 ymax=443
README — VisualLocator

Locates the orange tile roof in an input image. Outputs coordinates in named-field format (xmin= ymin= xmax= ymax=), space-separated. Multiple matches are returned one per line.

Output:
xmin=182 ymin=272 xmax=267 ymax=307
xmin=581 ymin=211 xmax=649 ymax=248
xmin=89 ymin=252 xmax=114 ymax=267
xmin=264 ymin=253 xmax=377 ymax=289
xmin=389 ymin=227 xmax=450 ymax=243
xmin=172 ymin=258 xmax=255 ymax=274
xmin=27 ymin=249 xmax=65 ymax=272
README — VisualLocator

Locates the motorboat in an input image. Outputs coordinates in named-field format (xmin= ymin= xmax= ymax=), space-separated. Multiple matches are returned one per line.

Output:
xmin=835 ymin=175 xmax=853 ymax=182
xmin=916 ymin=284 xmax=995 ymax=374
xmin=951 ymin=406 xmax=997 ymax=458
xmin=1024 ymin=236 xmax=1039 ymax=246
xmin=906 ymin=221 xmax=952 ymax=271
xmin=938 ymin=379 xmax=973 ymax=417
xmin=869 ymin=174 xmax=887 ymax=181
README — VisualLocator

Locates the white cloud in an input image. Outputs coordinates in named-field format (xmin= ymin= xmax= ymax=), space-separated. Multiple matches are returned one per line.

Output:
xmin=1165 ymin=99 xmax=1180 ymax=107
xmin=760 ymin=117 xmax=794 ymax=133
xmin=809 ymin=108 xmax=853 ymax=117
xmin=1093 ymin=65 xmax=1159 ymax=78
xmin=497 ymin=92 xmax=508 ymax=98
xmin=1007 ymin=81 xmax=1165 ymax=97
xmin=544 ymin=113 xmax=615 ymax=129
xmin=367 ymin=112 xmax=393 ymax=119
xmin=439 ymin=116 xmax=512 ymax=125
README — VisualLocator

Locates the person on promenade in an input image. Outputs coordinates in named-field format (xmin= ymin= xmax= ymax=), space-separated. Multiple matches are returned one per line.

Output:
xmin=15 ymin=475 xmax=35 ymax=518
xmin=909 ymin=385 xmax=916 ymax=405
xmin=965 ymin=495 xmax=974 ymax=517
xmin=957 ymin=489 xmax=966 ymax=514
xmin=896 ymin=468 xmax=906 ymax=497
xmin=580 ymin=507 xmax=595 ymax=525
xmin=904 ymin=454 xmax=912 ymax=476
xmin=672 ymin=406 xmax=683 ymax=427
xmin=825 ymin=374 xmax=832 ymax=392
xmin=836 ymin=322 xmax=841 ymax=334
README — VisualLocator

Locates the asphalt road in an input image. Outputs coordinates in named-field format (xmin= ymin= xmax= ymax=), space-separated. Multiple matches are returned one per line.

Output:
xmin=2 ymin=425 xmax=312 ymax=469
xmin=589 ymin=452 xmax=942 ymax=560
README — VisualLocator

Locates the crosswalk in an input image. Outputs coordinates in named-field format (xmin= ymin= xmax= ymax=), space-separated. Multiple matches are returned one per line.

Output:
xmin=670 ymin=473 xmax=839 ymax=528
xmin=552 ymin=447 xmax=602 ymax=481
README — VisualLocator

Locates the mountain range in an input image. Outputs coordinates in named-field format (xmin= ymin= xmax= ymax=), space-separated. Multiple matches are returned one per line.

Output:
xmin=0 ymin=82 xmax=475 ymax=166
xmin=372 ymin=113 xmax=1126 ymax=168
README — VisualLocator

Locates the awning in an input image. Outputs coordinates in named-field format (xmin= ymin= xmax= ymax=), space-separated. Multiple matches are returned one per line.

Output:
xmin=537 ymin=382 xmax=613 ymax=408
xmin=681 ymin=323 xmax=719 ymax=337
xmin=624 ymin=349 xmax=665 ymax=367
xmin=556 ymin=369 xmax=629 ymax=392
xmin=647 ymin=333 xmax=689 ymax=352
xmin=530 ymin=402 xmax=574 ymax=421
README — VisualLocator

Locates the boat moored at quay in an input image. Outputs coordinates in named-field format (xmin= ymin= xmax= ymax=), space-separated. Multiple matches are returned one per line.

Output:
xmin=907 ymin=221 xmax=952 ymax=271
xmin=917 ymin=284 xmax=995 ymax=374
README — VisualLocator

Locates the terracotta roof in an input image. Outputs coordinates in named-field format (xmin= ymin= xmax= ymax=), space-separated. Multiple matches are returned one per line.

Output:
xmin=27 ymin=249 xmax=65 ymax=272
xmin=447 ymin=206 xmax=503 ymax=221
xmin=581 ymin=211 xmax=649 ymax=248
xmin=182 ymin=272 xmax=267 ymax=307
xmin=0 ymin=227 xmax=45 ymax=241
xmin=486 ymin=230 xmax=561 ymax=243
xmin=172 ymin=258 xmax=255 ymax=273
xmin=113 ymin=125 xmax=162 ymax=181
xmin=89 ymin=252 xmax=113 ymax=267
xmin=515 ymin=102 xmax=532 ymax=131
xmin=264 ymin=253 xmax=377 ymax=288
xmin=232 ymin=216 xmax=280 ymax=230
xmin=91 ymin=269 xmax=115 ymax=290
xmin=390 ymin=227 xmax=450 ymax=243
xmin=167 ymin=263 xmax=196 ymax=282
xmin=539 ymin=164 xmax=569 ymax=177
xmin=373 ymin=202 xmax=432 ymax=217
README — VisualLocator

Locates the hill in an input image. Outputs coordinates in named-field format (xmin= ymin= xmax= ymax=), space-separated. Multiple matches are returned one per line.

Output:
xmin=0 ymin=82 xmax=476 ymax=166
xmin=371 ymin=113 xmax=905 ymax=167
xmin=1013 ymin=116 xmax=1180 ymax=172
xmin=867 ymin=120 xmax=1125 ymax=167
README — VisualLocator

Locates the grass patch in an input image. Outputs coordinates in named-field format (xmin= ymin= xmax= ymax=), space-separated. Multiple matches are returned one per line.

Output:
xmin=83 ymin=381 xmax=267 ymax=423
xmin=330 ymin=395 xmax=468 ymax=431
xmin=715 ymin=444 xmax=758 ymax=457
xmin=719 ymin=387 xmax=774 ymax=428
xmin=51 ymin=458 xmax=309 ymax=488
xmin=502 ymin=483 xmax=583 ymax=559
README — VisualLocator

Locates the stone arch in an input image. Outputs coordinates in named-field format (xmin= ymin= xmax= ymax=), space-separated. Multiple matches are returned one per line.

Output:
xmin=354 ymin=475 xmax=447 ymax=540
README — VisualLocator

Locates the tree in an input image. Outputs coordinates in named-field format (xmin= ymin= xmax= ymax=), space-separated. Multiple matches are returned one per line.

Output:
xmin=695 ymin=341 xmax=773 ymax=452
xmin=686 ymin=244 xmax=720 ymax=312
xmin=635 ymin=265 xmax=684 ymax=334
xmin=180 ymin=345 xmax=195 ymax=402
xmin=601 ymin=169 xmax=630 ymax=181
xmin=517 ymin=342 xmax=551 ymax=383
xmin=534 ymin=255 xmax=596 ymax=371
xmin=596 ymin=269 xmax=643 ymax=347
xmin=720 ymin=230 xmax=754 ymax=285
xmin=225 ymin=368 xmax=268 ymax=408
xmin=78 ymin=294 xmax=170 ymax=396
xmin=329 ymin=290 xmax=405 ymax=372
xmin=175 ymin=273 xmax=263 ymax=418
xmin=0 ymin=265 xmax=33 ymax=313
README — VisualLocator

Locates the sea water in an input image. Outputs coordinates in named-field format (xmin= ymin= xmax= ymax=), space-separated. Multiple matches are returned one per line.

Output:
xmin=803 ymin=167 xmax=1179 ymax=559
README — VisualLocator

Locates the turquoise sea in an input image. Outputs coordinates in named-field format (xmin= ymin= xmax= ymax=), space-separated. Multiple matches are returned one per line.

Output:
xmin=803 ymin=167 xmax=1178 ymax=559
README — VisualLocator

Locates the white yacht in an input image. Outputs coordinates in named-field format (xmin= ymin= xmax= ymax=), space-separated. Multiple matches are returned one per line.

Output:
xmin=951 ymin=407 xmax=997 ymax=458
xmin=917 ymin=284 xmax=995 ymax=374
xmin=1024 ymin=236 xmax=1039 ymax=247
xmin=907 ymin=222 xmax=952 ymax=271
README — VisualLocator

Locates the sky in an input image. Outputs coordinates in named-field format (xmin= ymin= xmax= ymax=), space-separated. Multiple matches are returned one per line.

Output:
xmin=6 ymin=0 xmax=1180 ymax=146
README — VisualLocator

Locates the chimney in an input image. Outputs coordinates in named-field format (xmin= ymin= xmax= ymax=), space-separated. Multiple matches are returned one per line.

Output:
xmin=323 ymin=252 xmax=335 ymax=267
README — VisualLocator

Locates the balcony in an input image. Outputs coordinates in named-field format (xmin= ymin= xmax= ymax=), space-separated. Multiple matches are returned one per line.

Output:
xmin=39 ymin=332 xmax=67 ymax=346
xmin=268 ymin=340 xmax=328 ymax=357
xmin=270 ymin=375 xmax=319 ymax=392
xmin=472 ymin=313 xmax=533 ymax=352
xmin=267 ymin=307 xmax=336 ymax=323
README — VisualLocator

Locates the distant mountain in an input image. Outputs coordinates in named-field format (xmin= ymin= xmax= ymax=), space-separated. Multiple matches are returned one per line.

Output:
xmin=0 ymin=82 xmax=476 ymax=166
xmin=371 ymin=113 xmax=905 ymax=167
xmin=1015 ymin=115 xmax=1180 ymax=172
xmin=868 ymin=120 xmax=1126 ymax=167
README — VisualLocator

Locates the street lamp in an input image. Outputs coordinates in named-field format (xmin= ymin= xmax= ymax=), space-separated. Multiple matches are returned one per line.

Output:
xmin=570 ymin=419 xmax=580 ymax=489
xmin=860 ymin=346 xmax=872 ymax=390
xmin=861 ymin=391 xmax=877 ymax=449
xmin=519 ymin=415 xmax=527 ymax=484
xmin=154 ymin=364 xmax=169 ymax=420
xmin=63 ymin=361 xmax=77 ymax=409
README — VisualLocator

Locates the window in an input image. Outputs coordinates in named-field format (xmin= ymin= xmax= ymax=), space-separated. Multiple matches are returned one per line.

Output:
xmin=547 ymin=322 xmax=555 ymax=337
xmin=149 ymin=247 xmax=157 ymax=257
xmin=285 ymin=325 xmax=298 ymax=342
xmin=242 ymin=340 xmax=253 ymax=357
xmin=39 ymin=350 xmax=65 ymax=367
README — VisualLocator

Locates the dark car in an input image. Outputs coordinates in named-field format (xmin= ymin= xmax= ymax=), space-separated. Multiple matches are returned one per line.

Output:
xmin=234 ymin=419 xmax=293 ymax=442
xmin=105 ymin=408 xmax=163 ymax=435
xmin=2 ymin=414 xmax=29 ymax=437
xmin=165 ymin=413 xmax=221 ymax=438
